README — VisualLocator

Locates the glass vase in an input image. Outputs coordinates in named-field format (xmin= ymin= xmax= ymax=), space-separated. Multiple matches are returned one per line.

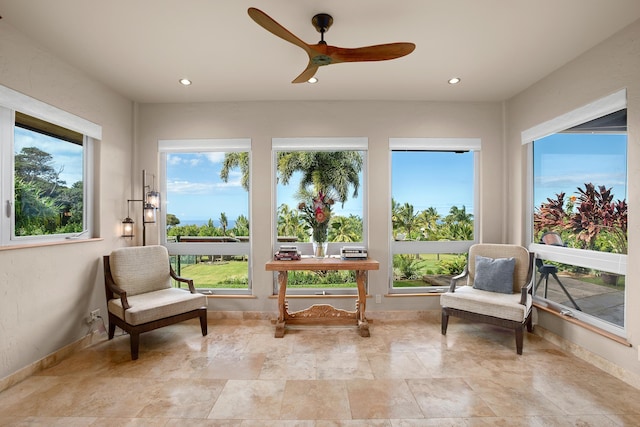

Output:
xmin=312 ymin=241 xmax=329 ymax=258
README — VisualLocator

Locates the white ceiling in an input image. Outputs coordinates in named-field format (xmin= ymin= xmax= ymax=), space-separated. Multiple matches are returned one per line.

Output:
xmin=1 ymin=0 xmax=639 ymax=104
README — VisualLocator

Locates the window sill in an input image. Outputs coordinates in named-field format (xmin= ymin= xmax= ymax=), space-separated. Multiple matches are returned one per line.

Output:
xmin=0 ymin=237 xmax=103 ymax=251
xmin=386 ymin=291 xmax=444 ymax=297
xmin=269 ymin=293 xmax=362 ymax=299
xmin=534 ymin=302 xmax=630 ymax=347
xmin=203 ymin=293 xmax=256 ymax=299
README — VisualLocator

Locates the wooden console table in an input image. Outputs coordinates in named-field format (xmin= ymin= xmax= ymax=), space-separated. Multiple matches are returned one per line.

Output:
xmin=265 ymin=258 xmax=379 ymax=338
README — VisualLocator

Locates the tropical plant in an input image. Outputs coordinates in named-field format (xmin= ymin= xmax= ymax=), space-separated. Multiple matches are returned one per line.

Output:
xmin=393 ymin=254 xmax=422 ymax=280
xmin=395 ymin=202 xmax=419 ymax=240
xmin=534 ymin=183 xmax=627 ymax=253
xmin=436 ymin=254 xmax=467 ymax=275
xmin=297 ymin=190 xmax=334 ymax=243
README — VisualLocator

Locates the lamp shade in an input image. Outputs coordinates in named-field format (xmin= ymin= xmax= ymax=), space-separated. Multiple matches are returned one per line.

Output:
xmin=122 ymin=217 xmax=134 ymax=238
xmin=143 ymin=203 xmax=156 ymax=223
xmin=146 ymin=190 xmax=160 ymax=209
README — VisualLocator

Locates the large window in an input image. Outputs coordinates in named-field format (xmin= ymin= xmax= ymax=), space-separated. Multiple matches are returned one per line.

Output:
xmin=525 ymin=90 xmax=627 ymax=333
xmin=0 ymin=85 xmax=99 ymax=245
xmin=159 ymin=139 xmax=251 ymax=294
xmin=272 ymin=137 xmax=367 ymax=295
xmin=389 ymin=138 xmax=480 ymax=293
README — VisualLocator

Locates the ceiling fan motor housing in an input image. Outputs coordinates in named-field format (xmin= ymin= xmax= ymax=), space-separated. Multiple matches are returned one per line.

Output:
xmin=312 ymin=13 xmax=333 ymax=44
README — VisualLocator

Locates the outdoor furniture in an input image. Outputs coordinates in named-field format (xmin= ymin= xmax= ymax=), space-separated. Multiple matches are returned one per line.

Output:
xmin=535 ymin=231 xmax=581 ymax=310
xmin=103 ymin=245 xmax=208 ymax=360
xmin=440 ymin=243 xmax=534 ymax=354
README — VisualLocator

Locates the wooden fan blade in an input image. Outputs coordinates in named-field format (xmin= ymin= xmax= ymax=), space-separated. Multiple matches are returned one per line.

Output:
xmin=248 ymin=7 xmax=312 ymax=55
xmin=292 ymin=63 xmax=320 ymax=84
xmin=325 ymin=42 xmax=416 ymax=63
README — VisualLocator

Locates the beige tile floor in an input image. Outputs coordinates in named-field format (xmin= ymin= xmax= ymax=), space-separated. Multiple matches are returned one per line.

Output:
xmin=1 ymin=317 xmax=640 ymax=426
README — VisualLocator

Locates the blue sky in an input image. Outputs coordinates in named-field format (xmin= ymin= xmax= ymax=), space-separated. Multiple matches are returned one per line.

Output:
xmin=15 ymin=127 xmax=83 ymax=187
xmin=15 ymin=131 xmax=627 ymax=226
xmin=166 ymin=150 xmax=476 ymax=225
xmin=533 ymin=133 xmax=627 ymax=208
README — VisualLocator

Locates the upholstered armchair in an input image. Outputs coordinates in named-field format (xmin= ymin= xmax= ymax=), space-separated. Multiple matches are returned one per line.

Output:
xmin=440 ymin=243 xmax=534 ymax=354
xmin=103 ymin=245 xmax=208 ymax=359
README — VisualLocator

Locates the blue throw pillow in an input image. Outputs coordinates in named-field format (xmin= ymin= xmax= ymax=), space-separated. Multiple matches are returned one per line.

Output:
xmin=473 ymin=255 xmax=516 ymax=294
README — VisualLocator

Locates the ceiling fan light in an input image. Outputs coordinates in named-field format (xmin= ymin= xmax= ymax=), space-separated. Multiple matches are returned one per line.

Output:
xmin=179 ymin=78 xmax=192 ymax=86
xmin=307 ymin=77 xmax=318 ymax=84
xmin=448 ymin=77 xmax=461 ymax=85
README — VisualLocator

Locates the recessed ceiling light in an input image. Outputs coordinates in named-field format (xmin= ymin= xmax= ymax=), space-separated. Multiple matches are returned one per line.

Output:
xmin=307 ymin=77 xmax=318 ymax=84
xmin=179 ymin=78 xmax=192 ymax=86
xmin=448 ymin=77 xmax=461 ymax=85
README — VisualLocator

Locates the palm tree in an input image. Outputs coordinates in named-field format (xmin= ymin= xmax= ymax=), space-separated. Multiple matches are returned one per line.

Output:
xmin=417 ymin=207 xmax=440 ymax=240
xmin=396 ymin=203 xmax=419 ymax=240
xmin=277 ymin=151 xmax=363 ymax=205
xmin=445 ymin=205 xmax=473 ymax=225
xmin=277 ymin=203 xmax=304 ymax=239
xmin=219 ymin=152 xmax=250 ymax=191
xmin=329 ymin=216 xmax=360 ymax=242
xmin=232 ymin=214 xmax=249 ymax=237
xmin=219 ymin=212 xmax=228 ymax=236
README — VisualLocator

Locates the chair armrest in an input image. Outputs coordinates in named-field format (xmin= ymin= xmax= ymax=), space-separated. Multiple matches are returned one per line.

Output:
xmin=449 ymin=265 xmax=469 ymax=292
xmin=519 ymin=252 xmax=535 ymax=305
xmin=170 ymin=266 xmax=197 ymax=293
xmin=105 ymin=275 xmax=131 ymax=310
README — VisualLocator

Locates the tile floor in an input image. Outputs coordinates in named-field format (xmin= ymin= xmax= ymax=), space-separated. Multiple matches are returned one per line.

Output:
xmin=1 ymin=317 xmax=639 ymax=426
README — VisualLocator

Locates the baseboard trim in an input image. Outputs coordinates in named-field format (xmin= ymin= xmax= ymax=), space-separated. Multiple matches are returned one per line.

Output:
xmin=0 ymin=331 xmax=104 ymax=393
xmin=534 ymin=326 xmax=640 ymax=390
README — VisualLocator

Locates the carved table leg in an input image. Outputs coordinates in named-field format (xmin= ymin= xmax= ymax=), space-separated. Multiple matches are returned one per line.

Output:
xmin=275 ymin=270 xmax=288 ymax=338
xmin=355 ymin=270 xmax=370 ymax=337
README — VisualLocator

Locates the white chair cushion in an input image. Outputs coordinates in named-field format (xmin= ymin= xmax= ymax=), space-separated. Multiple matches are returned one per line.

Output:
xmin=108 ymin=288 xmax=207 ymax=326
xmin=110 ymin=246 xmax=172 ymax=296
xmin=440 ymin=286 xmax=531 ymax=322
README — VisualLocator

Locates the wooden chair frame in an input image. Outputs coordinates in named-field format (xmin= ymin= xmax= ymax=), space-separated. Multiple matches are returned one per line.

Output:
xmin=103 ymin=255 xmax=207 ymax=360
xmin=441 ymin=251 xmax=534 ymax=355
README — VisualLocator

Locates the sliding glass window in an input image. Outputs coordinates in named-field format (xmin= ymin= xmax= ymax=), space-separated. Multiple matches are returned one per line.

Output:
xmin=272 ymin=137 xmax=367 ymax=295
xmin=389 ymin=138 xmax=480 ymax=293
xmin=159 ymin=139 xmax=251 ymax=295
xmin=525 ymin=89 xmax=627 ymax=333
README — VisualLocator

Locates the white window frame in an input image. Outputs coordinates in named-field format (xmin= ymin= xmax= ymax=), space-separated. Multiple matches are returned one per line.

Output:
xmin=272 ymin=137 xmax=368 ymax=295
xmin=388 ymin=138 xmax=481 ymax=293
xmin=158 ymin=138 xmax=252 ymax=295
xmin=0 ymin=85 xmax=100 ymax=245
xmin=522 ymin=89 xmax=627 ymax=335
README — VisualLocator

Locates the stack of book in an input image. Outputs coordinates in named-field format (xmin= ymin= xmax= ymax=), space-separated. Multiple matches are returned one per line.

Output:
xmin=340 ymin=245 xmax=368 ymax=260
xmin=274 ymin=245 xmax=301 ymax=261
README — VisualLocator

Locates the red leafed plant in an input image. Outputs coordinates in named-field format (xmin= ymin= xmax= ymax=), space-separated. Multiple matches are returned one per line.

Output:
xmin=534 ymin=183 xmax=627 ymax=253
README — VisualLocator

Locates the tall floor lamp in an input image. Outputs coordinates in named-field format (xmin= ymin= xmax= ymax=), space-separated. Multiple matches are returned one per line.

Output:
xmin=122 ymin=170 xmax=160 ymax=246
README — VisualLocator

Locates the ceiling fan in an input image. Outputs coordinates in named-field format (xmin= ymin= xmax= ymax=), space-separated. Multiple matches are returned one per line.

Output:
xmin=247 ymin=7 xmax=416 ymax=83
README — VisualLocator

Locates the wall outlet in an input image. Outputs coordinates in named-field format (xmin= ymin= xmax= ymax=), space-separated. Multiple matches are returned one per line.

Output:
xmin=375 ymin=294 xmax=382 ymax=304
xmin=89 ymin=309 xmax=100 ymax=323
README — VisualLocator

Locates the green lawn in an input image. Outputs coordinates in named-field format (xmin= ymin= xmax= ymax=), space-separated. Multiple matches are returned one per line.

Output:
xmin=171 ymin=253 xmax=465 ymax=290
xmin=175 ymin=260 xmax=249 ymax=288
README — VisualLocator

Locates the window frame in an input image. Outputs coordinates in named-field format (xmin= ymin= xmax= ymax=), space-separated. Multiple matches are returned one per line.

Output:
xmin=271 ymin=137 xmax=368 ymax=296
xmin=158 ymin=138 xmax=252 ymax=295
xmin=0 ymin=85 xmax=100 ymax=246
xmin=523 ymin=89 xmax=627 ymax=335
xmin=388 ymin=138 xmax=481 ymax=294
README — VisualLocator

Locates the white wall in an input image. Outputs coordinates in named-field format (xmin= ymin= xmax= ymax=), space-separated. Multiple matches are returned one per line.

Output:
xmin=506 ymin=19 xmax=640 ymax=377
xmin=0 ymin=21 xmax=134 ymax=380
xmin=136 ymin=101 xmax=504 ymax=314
